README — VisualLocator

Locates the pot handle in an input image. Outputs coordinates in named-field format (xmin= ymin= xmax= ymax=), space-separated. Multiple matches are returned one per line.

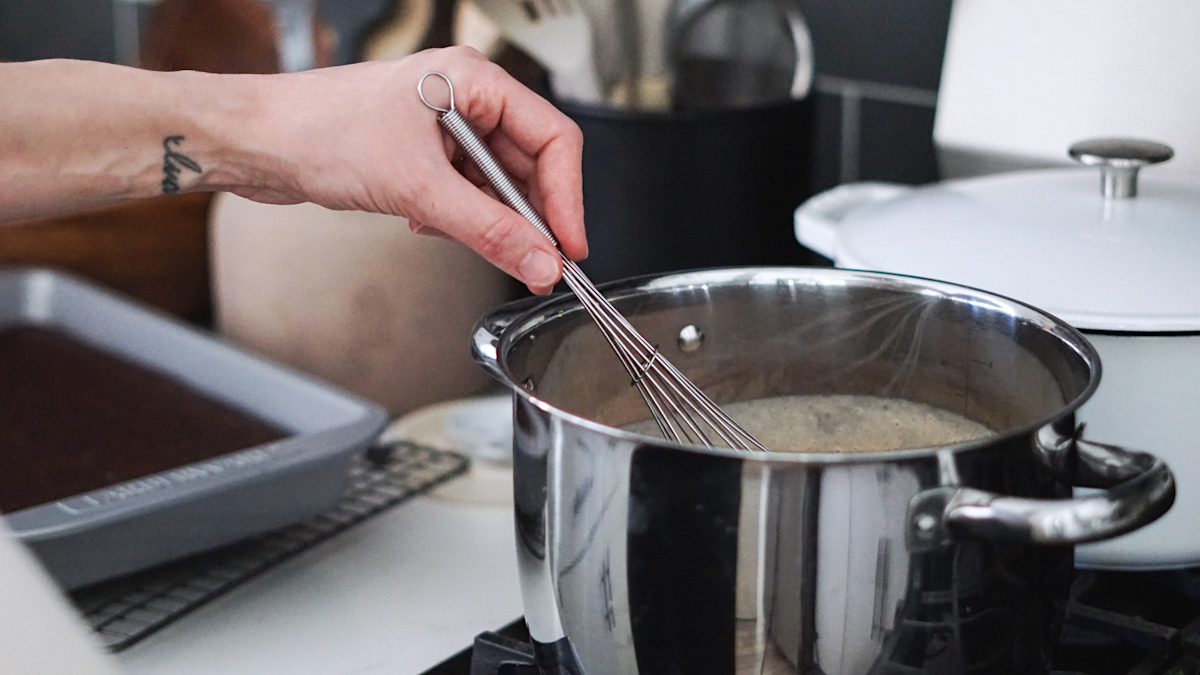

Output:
xmin=793 ymin=182 xmax=912 ymax=259
xmin=471 ymin=293 xmax=557 ymax=381
xmin=908 ymin=428 xmax=1176 ymax=550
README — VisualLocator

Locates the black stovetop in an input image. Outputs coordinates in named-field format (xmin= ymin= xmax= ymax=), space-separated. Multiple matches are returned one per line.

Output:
xmin=1050 ymin=569 xmax=1200 ymax=674
xmin=424 ymin=569 xmax=1200 ymax=675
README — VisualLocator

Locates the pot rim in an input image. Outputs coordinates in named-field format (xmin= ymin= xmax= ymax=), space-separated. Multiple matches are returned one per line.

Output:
xmin=491 ymin=267 xmax=1104 ymax=464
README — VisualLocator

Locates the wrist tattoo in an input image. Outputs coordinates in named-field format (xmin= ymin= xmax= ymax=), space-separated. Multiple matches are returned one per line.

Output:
xmin=161 ymin=135 xmax=202 ymax=195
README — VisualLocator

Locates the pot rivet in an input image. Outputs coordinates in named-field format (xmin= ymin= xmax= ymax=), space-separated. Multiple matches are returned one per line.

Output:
xmin=677 ymin=325 xmax=704 ymax=353
xmin=522 ymin=377 xmax=536 ymax=392
xmin=914 ymin=513 xmax=938 ymax=535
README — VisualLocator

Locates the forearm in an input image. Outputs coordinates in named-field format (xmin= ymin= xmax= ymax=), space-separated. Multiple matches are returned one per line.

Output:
xmin=0 ymin=49 xmax=586 ymax=293
xmin=0 ymin=59 xmax=274 ymax=221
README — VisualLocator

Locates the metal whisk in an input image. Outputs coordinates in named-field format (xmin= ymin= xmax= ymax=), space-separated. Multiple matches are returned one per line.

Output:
xmin=419 ymin=72 xmax=768 ymax=452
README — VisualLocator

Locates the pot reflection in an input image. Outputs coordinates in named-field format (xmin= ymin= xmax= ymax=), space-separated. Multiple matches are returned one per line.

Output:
xmin=522 ymin=417 xmax=1074 ymax=674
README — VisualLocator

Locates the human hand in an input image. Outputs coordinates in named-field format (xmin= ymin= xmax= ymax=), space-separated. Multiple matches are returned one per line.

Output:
xmin=235 ymin=46 xmax=587 ymax=295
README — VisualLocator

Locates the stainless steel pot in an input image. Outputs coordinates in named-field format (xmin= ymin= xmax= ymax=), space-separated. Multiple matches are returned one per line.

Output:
xmin=472 ymin=267 xmax=1174 ymax=675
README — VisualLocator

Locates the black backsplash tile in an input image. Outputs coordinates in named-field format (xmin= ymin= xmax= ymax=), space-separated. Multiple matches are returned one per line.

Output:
xmin=857 ymin=97 xmax=940 ymax=185
xmin=0 ymin=0 xmax=114 ymax=62
xmin=809 ymin=90 xmax=845 ymax=194
xmin=795 ymin=0 xmax=954 ymax=91
xmin=790 ymin=0 xmax=951 ymax=188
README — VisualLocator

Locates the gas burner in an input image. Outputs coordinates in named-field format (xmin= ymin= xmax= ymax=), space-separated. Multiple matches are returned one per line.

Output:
xmin=469 ymin=631 xmax=539 ymax=675
xmin=1050 ymin=569 xmax=1200 ymax=675
xmin=440 ymin=569 xmax=1200 ymax=675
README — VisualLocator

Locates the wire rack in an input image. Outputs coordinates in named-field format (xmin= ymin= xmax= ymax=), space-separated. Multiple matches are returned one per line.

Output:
xmin=69 ymin=441 xmax=468 ymax=652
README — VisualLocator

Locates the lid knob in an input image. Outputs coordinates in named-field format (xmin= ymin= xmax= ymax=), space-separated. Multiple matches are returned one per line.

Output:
xmin=1069 ymin=138 xmax=1174 ymax=199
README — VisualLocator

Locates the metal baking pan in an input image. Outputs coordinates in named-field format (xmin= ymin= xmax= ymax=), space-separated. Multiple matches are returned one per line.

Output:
xmin=0 ymin=267 xmax=387 ymax=589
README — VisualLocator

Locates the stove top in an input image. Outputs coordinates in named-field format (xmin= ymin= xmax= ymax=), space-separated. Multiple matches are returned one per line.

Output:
xmin=424 ymin=569 xmax=1200 ymax=675
xmin=1052 ymin=569 xmax=1200 ymax=674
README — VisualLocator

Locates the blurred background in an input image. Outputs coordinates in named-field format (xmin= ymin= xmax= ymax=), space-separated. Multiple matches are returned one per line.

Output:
xmin=0 ymin=0 xmax=949 ymax=189
xmin=0 ymin=0 xmax=950 ymax=418
xmin=6 ymin=5 xmax=1200 ymax=673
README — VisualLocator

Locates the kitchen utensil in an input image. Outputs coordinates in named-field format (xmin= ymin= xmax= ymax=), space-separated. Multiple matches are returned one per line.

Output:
xmin=1 ymin=267 xmax=387 ymax=589
xmin=795 ymin=138 xmax=1200 ymax=570
xmin=473 ymin=266 xmax=1174 ymax=674
xmin=569 ymin=0 xmax=635 ymax=106
xmin=419 ymin=71 xmax=765 ymax=451
xmin=591 ymin=0 xmax=642 ymax=108
xmin=639 ymin=0 xmax=671 ymax=98
xmin=670 ymin=0 xmax=813 ymax=109
xmin=607 ymin=0 xmax=670 ymax=110
xmin=778 ymin=0 xmax=814 ymax=99
xmin=471 ymin=0 xmax=604 ymax=103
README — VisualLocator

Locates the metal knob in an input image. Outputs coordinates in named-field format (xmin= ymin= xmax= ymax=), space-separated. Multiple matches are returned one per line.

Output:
xmin=1068 ymin=138 xmax=1174 ymax=199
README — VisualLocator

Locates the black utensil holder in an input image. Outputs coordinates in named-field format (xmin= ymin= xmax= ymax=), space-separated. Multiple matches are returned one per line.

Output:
xmin=556 ymin=97 xmax=821 ymax=284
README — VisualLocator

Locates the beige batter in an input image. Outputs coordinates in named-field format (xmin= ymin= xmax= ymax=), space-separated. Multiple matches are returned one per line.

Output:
xmin=625 ymin=394 xmax=993 ymax=453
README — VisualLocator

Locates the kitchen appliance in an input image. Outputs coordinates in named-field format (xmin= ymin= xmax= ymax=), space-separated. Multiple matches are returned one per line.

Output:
xmin=794 ymin=139 xmax=1200 ymax=570
xmin=435 ymin=567 xmax=1200 ymax=674
xmin=472 ymin=266 xmax=1174 ymax=674
xmin=422 ymin=71 xmax=765 ymax=451
xmin=0 ymin=267 xmax=387 ymax=589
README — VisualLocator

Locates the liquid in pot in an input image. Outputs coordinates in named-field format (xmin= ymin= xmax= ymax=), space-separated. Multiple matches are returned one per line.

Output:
xmin=624 ymin=394 xmax=993 ymax=453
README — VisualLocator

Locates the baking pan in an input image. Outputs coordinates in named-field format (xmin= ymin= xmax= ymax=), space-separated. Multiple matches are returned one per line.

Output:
xmin=0 ymin=267 xmax=388 ymax=589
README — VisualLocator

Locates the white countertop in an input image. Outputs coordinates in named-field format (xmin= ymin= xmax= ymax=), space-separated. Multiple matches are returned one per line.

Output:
xmin=116 ymin=486 xmax=522 ymax=675
xmin=115 ymin=395 xmax=525 ymax=675
xmin=0 ymin=469 xmax=521 ymax=675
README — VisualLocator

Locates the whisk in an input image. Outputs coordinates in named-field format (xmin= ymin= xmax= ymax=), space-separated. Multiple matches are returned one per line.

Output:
xmin=419 ymin=72 xmax=768 ymax=452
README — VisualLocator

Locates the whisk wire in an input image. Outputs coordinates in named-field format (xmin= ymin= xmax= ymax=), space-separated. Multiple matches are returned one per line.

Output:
xmin=419 ymin=71 xmax=768 ymax=453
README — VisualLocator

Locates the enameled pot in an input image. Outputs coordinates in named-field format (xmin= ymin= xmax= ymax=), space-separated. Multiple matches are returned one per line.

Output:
xmin=473 ymin=267 xmax=1174 ymax=675
xmin=795 ymin=138 xmax=1200 ymax=570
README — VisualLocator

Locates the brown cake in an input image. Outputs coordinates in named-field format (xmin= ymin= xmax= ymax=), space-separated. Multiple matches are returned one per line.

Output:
xmin=0 ymin=324 xmax=288 ymax=513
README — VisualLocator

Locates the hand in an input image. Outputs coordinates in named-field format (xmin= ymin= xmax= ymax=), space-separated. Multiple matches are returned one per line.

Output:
xmin=237 ymin=46 xmax=587 ymax=294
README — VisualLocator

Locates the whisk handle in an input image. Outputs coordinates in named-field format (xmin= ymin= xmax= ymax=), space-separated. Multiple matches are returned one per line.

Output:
xmin=418 ymin=71 xmax=562 ymax=250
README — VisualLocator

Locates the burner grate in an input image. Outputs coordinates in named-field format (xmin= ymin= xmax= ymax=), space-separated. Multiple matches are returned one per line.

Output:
xmin=70 ymin=441 xmax=468 ymax=652
xmin=440 ymin=569 xmax=1200 ymax=675
xmin=1051 ymin=569 xmax=1200 ymax=675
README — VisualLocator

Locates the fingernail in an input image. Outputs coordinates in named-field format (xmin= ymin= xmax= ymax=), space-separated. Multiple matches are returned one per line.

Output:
xmin=518 ymin=249 xmax=559 ymax=287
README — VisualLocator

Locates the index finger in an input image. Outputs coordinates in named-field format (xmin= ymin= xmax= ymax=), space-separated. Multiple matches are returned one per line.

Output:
xmin=451 ymin=58 xmax=588 ymax=261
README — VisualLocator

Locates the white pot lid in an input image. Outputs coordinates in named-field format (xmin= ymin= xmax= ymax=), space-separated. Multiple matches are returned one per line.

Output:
xmin=831 ymin=139 xmax=1200 ymax=332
